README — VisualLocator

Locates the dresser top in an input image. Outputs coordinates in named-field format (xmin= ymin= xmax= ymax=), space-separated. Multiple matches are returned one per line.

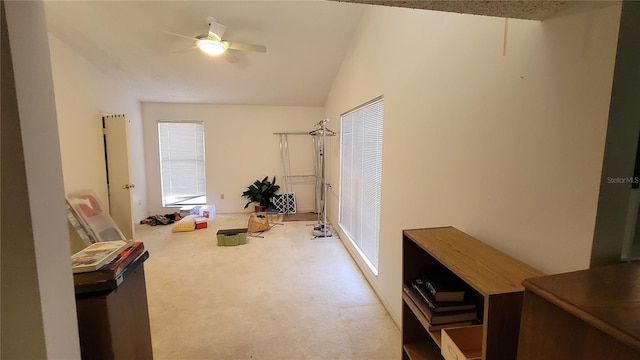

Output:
xmin=523 ymin=261 xmax=640 ymax=351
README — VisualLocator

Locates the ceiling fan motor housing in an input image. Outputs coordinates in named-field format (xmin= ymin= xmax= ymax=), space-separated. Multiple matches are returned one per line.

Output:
xmin=206 ymin=16 xmax=226 ymax=40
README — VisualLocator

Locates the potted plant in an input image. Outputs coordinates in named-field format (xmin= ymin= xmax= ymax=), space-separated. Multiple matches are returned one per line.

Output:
xmin=241 ymin=176 xmax=281 ymax=213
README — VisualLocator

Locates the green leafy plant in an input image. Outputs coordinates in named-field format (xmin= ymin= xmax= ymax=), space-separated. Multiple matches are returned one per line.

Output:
xmin=241 ymin=176 xmax=281 ymax=209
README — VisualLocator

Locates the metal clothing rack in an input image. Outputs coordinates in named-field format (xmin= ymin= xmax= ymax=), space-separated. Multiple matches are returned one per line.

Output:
xmin=308 ymin=119 xmax=337 ymax=239
xmin=274 ymin=132 xmax=318 ymax=215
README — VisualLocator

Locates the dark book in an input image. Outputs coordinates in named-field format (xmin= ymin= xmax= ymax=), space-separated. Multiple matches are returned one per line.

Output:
xmin=73 ymin=242 xmax=145 ymax=286
xmin=420 ymin=267 xmax=467 ymax=302
xmin=427 ymin=307 xmax=477 ymax=325
xmin=74 ymin=250 xmax=149 ymax=294
xmin=403 ymin=284 xmax=477 ymax=325
xmin=412 ymin=279 xmax=476 ymax=313
xmin=403 ymin=283 xmax=433 ymax=317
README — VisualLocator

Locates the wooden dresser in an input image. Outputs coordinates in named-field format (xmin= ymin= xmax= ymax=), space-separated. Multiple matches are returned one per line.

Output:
xmin=75 ymin=254 xmax=153 ymax=359
xmin=518 ymin=262 xmax=640 ymax=360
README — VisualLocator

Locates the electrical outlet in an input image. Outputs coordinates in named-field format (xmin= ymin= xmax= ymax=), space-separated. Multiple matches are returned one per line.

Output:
xmin=221 ymin=194 xmax=224 ymax=200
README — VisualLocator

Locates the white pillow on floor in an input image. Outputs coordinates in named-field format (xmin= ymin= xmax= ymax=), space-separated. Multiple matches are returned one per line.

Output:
xmin=171 ymin=215 xmax=197 ymax=233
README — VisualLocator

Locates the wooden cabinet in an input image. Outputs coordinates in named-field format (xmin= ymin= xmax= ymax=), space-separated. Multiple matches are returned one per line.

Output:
xmin=518 ymin=262 xmax=640 ymax=360
xmin=402 ymin=227 xmax=544 ymax=360
xmin=75 ymin=257 xmax=153 ymax=359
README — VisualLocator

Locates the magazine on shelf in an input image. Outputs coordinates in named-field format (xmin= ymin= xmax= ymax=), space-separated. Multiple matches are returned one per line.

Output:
xmin=74 ymin=250 xmax=149 ymax=294
xmin=71 ymin=240 xmax=132 ymax=273
xmin=73 ymin=241 xmax=144 ymax=284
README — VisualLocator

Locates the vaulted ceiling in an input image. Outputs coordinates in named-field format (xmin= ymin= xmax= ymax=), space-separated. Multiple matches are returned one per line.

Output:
xmin=43 ymin=1 xmax=575 ymax=106
xmin=335 ymin=0 xmax=573 ymax=21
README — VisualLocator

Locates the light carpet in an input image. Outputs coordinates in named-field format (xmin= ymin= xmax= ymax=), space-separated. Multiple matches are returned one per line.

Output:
xmin=137 ymin=213 xmax=400 ymax=360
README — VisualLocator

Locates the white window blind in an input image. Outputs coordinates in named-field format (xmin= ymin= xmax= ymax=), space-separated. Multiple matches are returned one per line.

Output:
xmin=339 ymin=97 xmax=384 ymax=273
xmin=158 ymin=121 xmax=206 ymax=206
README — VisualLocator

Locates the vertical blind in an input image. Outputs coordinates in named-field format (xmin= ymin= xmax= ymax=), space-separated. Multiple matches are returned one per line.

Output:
xmin=339 ymin=97 xmax=384 ymax=272
xmin=158 ymin=121 xmax=206 ymax=206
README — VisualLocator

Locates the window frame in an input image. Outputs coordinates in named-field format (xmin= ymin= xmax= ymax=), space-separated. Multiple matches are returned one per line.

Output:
xmin=157 ymin=120 xmax=207 ymax=207
xmin=338 ymin=96 xmax=384 ymax=275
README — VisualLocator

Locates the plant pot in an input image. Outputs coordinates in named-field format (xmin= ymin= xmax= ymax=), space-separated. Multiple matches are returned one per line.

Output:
xmin=255 ymin=205 xmax=266 ymax=213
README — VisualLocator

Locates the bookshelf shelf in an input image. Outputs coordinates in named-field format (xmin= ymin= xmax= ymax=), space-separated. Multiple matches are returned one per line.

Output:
xmin=402 ymin=227 xmax=544 ymax=360
xmin=404 ymin=341 xmax=442 ymax=360
xmin=402 ymin=292 xmax=443 ymax=345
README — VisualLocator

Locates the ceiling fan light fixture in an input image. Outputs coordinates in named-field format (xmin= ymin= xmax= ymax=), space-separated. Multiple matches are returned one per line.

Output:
xmin=197 ymin=39 xmax=225 ymax=56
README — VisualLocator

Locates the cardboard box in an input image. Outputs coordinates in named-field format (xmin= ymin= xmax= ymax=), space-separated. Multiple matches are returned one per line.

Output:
xmin=441 ymin=325 xmax=483 ymax=360
xmin=216 ymin=228 xmax=248 ymax=246
xmin=199 ymin=205 xmax=215 ymax=220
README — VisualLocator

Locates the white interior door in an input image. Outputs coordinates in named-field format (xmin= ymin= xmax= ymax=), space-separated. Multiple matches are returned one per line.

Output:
xmin=103 ymin=114 xmax=134 ymax=239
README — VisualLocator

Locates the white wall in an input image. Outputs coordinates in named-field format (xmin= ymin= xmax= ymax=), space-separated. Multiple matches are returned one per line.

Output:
xmin=325 ymin=3 xmax=622 ymax=325
xmin=142 ymin=103 xmax=323 ymax=215
xmin=4 ymin=1 xmax=81 ymax=358
xmin=47 ymin=33 xmax=148 ymax=231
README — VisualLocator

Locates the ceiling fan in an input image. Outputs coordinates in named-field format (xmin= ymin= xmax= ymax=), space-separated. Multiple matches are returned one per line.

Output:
xmin=167 ymin=16 xmax=266 ymax=63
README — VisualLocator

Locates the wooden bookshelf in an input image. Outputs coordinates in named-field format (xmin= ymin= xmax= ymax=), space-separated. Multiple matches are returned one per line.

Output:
xmin=402 ymin=227 xmax=544 ymax=360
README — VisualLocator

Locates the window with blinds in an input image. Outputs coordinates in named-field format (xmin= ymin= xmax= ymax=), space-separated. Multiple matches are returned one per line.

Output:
xmin=158 ymin=121 xmax=206 ymax=207
xmin=339 ymin=97 xmax=384 ymax=274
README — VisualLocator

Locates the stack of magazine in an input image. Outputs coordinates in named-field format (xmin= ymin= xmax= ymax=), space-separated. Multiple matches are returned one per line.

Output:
xmin=71 ymin=240 xmax=149 ymax=293
xmin=403 ymin=267 xmax=478 ymax=331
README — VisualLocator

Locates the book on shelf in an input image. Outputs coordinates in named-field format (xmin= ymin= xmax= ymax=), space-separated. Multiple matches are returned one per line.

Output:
xmin=403 ymin=284 xmax=477 ymax=325
xmin=420 ymin=267 xmax=467 ymax=302
xmin=73 ymin=241 xmax=144 ymax=285
xmin=74 ymin=250 xmax=149 ymax=294
xmin=412 ymin=279 xmax=476 ymax=313
xmin=71 ymin=240 xmax=132 ymax=273
xmin=426 ymin=307 xmax=477 ymax=325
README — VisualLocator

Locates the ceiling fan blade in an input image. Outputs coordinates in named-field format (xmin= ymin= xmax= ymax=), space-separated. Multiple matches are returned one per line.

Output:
xmin=207 ymin=18 xmax=226 ymax=40
xmin=223 ymin=50 xmax=239 ymax=63
xmin=163 ymin=30 xmax=197 ymax=41
xmin=172 ymin=46 xmax=198 ymax=54
xmin=224 ymin=41 xmax=266 ymax=53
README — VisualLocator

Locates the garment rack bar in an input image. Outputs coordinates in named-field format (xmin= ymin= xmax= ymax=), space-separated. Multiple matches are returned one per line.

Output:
xmin=273 ymin=132 xmax=311 ymax=135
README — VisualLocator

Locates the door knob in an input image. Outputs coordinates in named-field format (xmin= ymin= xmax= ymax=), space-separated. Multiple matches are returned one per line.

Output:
xmin=122 ymin=183 xmax=136 ymax=189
